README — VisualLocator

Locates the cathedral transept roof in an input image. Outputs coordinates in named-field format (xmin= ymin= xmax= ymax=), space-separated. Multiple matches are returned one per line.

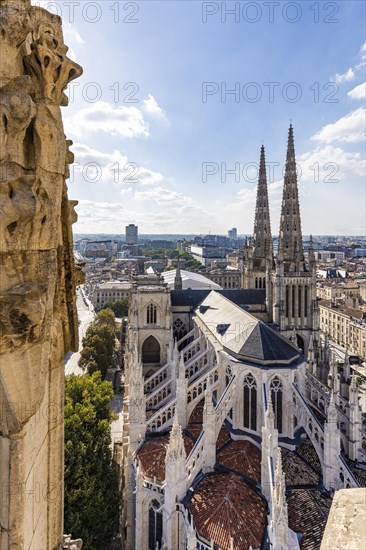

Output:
xmin=189 ymin=472 xmax=267 ymax=550
xmin=137 ymin=433 xmax=194 ymax=482
xmin=218 ymin=440 xmax=261 ymax=482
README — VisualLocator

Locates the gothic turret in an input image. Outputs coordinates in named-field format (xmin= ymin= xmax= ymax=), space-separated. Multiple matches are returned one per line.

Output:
xmin=174 ymin=259 xmax=183 ymax=290
xmin=278 ymin=125 xmax=305 ymax=272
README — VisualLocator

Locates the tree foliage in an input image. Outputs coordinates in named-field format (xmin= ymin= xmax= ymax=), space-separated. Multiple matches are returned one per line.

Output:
xmin=78 ymin=311 xmax=116 ymax=379
xmin=64 ymin=372 xmax=120 ymax=549
xmin=101 ymin=299 xmax=129 ymax=317
xmin=95 ymin=307 xmax=116 ymax=328
xmin=163 ymin=264 xmax=176 ymax=272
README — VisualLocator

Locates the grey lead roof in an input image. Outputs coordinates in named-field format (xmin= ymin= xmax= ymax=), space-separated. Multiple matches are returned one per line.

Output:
xmin=171 ymin=289 xmax=266 ymax=308
xmin=195 ymin=291 xmax=299 ymax=365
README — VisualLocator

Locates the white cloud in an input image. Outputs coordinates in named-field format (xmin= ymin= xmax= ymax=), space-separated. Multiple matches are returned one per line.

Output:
xmin=359 ymin=41 xmax=366 ymax=64
xmin=74 ymin=200 xmax=137 ymax=234
xmin=134 ymin=187 xmax=214 ymax=231
xmin=334 ymin=68 xmax=355 ymax=85
xmin=71 ymin=143 xmax=163 ymax=186
xmin=73 ymin=197 xmax=214 ymax=234
xmin=298 ymin=145 xmax=365 ymax=181
xmin=64 ymin=23 xmax=85 ymax=45
xmin=64 ymin=101 xmax=149 ymax=139
xmin=143 ymin=95 xmax=167 ymax=120
xmin=135 ymin=187 xmax=192 ymax=206
xmin=311 ymin=108 xmax=366 ymax=144
xmin=333 ymin=42 xmax=366 ymax=83
xmin=348 ymin=82 xmax=366 ymax=100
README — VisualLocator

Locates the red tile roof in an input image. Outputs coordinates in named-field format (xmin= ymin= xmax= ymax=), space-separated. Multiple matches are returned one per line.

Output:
xmin=216 ymin=424 xmax=232 ymax=450
xmin=288 ymin=489 xmax=332 ymax=550
xmin=189 ymin=472 xmax=266 ymax=550
xmin=187 ymin=423 xmax=203 ymax=441
xmin=137 ymin=434 xmax=194 ymax=482
xmin=281 ymin=448 xmax=320 ymax=485
xmin=218 ymin=440 xmax=261 ymax=482
xmin=188 ymin=399 xmax=204 ymax=424
xmin=296 ymin=440 xmax=322 ymax=475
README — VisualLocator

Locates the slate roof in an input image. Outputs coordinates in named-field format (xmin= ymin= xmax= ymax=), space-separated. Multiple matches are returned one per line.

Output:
xmin=170 ymin=288 xmax=266 ymax=308
xmin=217 ymin=289 xmax=266 ymax=306
xmin=171 ymin=289 xmax=211 ymax=307
xmin=195 ymin=291 xmax=300 ymax=365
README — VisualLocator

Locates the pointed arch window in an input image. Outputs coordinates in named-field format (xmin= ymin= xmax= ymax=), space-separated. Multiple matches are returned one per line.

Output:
xmin=225 ymin=365 xmax=232 ymax=387
xmin=147 ymin=303 xmax=157 ymax=324
xmin=298 ymin=286 xmax=302 ymax=318
xmin=148 ymin=499 xmax=163 ymax=550
xmin=304 ymin=286 xmax=308 ymax=318
xmin=270 ymin=377 xmax=283 ymax=433
xmin=173 ymin=318 xmax=187 ymax=343
xmin=243 ymin=373 xmax=257 ymax=431
xmin=286 ymin=285 xmax=290 ymax=318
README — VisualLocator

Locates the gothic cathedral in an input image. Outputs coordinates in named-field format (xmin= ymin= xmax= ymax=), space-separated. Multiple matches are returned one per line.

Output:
xmin=121 ymin=127 xmax=364 ymax=550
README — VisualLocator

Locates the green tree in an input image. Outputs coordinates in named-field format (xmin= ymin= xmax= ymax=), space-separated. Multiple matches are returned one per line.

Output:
xmin=163 ymin=265 xmax=176 ymax=272
xmin=167 ymin=249 xmax=180 ymax=259
xmin=101 ymin=299 xmax=129 ymax=318
xmin=64 ymin=372 xmax=120 ymax=549
xmin=95 ymin=307 xmax=115 ymax=328
xmin=79 ymin=323 xmax=115 ymax=379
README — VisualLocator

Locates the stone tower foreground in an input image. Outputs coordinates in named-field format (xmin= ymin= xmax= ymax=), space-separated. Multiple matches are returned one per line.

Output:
xmin=0 ymin=1 xmax=82 ymax=548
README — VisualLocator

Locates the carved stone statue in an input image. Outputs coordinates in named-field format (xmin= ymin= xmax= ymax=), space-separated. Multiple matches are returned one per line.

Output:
xmin=60 ymin=535 xmax=83 ymax=550
xmin=0 ymin=1 xmax=83 ymax=548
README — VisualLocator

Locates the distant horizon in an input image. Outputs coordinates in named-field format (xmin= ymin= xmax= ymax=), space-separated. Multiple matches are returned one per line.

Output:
xmin=74 ymin=232 xmax=366 ymax=240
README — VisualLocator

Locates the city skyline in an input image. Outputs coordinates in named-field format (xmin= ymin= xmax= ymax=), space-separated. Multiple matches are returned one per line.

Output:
xmin=32 ymin=1 xmax=366 ymax=235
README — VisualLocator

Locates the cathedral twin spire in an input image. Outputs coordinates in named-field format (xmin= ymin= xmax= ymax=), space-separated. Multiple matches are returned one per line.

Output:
xmin=278 ymin=125 xmax=304 ymax=268
xmin=251 ymin=124 xmax=305 ymax=272
xmin=252 ymin=145 xmax=272 ymax=261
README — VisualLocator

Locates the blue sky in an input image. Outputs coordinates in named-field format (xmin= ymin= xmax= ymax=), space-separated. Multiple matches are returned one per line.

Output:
xmin=34 ymin=1 xmax=365 ymax=235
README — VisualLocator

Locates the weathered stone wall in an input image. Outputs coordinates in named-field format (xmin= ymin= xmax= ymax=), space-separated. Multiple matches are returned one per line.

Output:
xmin=320 ymin=488 xmax=366 ymax=550
xmin=0 ymin=1 xmax=82 ymax=548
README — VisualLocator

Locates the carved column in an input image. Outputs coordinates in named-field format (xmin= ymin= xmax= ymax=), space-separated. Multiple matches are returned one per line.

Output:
xmin=0 ymin=1 xmax=82 ymax=548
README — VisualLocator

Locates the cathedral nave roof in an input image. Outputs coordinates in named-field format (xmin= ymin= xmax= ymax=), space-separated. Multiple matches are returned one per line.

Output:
xmin=195 ymin=291 xmax=300 ymax=365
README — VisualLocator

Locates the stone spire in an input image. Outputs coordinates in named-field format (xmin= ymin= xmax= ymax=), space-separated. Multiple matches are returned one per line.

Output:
xmin=261 ymin=391 xmax=278 ymax=500
xmin=165 ymin=410 xmax=186 ymax=464
xmin=326 ymin=392 xmax=338 ymax=428
xmin=348 ymin=375 xmax=362 ymax=461
xmin=343 ymin=347 xmax=350 ymax=381
xmin=176 ymin=353 xmax=188 ymax=428
xmin=269 ymin=448 xmax=289 ymax=550
xmin=324 ymin=393 xmax=341 ymax=490
xmin=308 ymin=234 xmax=316 ymax=273
xmin=174 ymin=258 xmax=183 ymax=290
xmin=203 ymin=378 xmax=216 ymax=472
xmin=278 ymin=125 xmax=305 ymax=269
xmin=252 ymin=145 xmax=273 ymax=261
xmin=164 ymin=411 xmax=187 ymax=550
